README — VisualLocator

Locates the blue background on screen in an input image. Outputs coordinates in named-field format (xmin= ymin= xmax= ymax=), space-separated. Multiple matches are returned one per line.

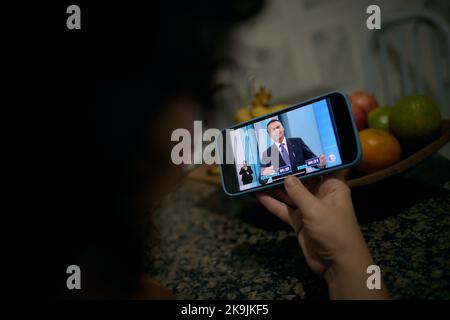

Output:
xmin=312 ymin=99 xmax=342 ymax=168
xmin=279 ymin=105 xmax=322 ymax=156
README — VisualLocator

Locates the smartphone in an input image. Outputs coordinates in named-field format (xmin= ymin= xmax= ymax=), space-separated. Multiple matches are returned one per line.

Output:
xmin=218 ymin=91 xmax=361 ymax=196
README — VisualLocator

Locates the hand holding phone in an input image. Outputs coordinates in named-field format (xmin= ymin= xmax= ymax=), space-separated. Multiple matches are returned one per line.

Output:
xmin=256 ymin=175 xmax=389 ymax=299
xmin=218 ymin=91 xmax=361 ymax=196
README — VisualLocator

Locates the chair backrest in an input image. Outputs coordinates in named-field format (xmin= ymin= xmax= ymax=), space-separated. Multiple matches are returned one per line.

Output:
xmin=365 ymin=9 xmax=450 ymax=118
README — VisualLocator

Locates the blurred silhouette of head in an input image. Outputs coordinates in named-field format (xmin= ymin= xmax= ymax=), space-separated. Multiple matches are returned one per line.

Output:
xmin=32 ymin=0 xmax=264 ymax=298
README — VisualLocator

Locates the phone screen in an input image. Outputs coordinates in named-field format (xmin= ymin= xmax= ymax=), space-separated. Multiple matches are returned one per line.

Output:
xmin=225 ymin=96 xmax=346 ymax=193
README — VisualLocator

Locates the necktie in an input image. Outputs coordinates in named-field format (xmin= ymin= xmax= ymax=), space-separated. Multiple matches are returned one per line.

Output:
xmin=279 ymin=143 xmax=291 ymax=167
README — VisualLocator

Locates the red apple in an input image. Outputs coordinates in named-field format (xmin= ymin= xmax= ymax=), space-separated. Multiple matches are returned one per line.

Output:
xmin=352 ymin=105 xmax=368 ymax=131
xmin=349 ymin=91 xmax=378 ymax=114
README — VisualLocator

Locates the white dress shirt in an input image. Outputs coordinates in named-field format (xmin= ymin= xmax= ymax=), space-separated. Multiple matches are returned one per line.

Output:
xmin=274 ymin=137 xmax=289 ymax=156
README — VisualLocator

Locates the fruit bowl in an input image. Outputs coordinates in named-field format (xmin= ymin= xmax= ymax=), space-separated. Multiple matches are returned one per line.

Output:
xmin=187 ymin=120 xmax=450 ymax=189
xmin=347 ymin=119 xmax=450 ymax=187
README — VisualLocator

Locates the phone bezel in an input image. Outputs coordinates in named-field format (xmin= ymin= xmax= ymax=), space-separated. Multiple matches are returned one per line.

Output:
xmin=219 ymin=91 xmax=361 ymax=196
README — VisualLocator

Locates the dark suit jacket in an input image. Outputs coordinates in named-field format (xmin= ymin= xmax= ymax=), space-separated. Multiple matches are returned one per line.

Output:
xmin=239 ymin=166 xmax=253 ymax=185
xmin=261 ymin=137 xmax=317 ymax=173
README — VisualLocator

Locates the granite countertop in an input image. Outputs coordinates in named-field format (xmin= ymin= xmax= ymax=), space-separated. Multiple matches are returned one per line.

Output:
xmin=146 ymin=155 xmax=450 ymax=299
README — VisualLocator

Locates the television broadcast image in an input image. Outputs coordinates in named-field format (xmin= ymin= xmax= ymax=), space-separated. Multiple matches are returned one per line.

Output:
xmin=230 ymin=98 xmax=343 ymax=191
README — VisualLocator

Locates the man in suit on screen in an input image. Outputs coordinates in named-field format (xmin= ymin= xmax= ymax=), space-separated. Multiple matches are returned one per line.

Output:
xmin=260 ymin=119 xmax=326 ymax=177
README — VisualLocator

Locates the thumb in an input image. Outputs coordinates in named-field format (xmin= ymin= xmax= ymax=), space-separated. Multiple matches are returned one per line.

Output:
xmin=284 ymin=175 xmax=318 ymax=213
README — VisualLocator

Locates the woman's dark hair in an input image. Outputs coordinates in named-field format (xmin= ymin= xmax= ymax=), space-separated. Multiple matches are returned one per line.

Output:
xmin=28 ymin=1 xmax=263 ymax=298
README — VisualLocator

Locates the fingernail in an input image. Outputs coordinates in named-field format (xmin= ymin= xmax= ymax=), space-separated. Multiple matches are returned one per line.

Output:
xmin=285 ymin=175 xmax=297 ymax=187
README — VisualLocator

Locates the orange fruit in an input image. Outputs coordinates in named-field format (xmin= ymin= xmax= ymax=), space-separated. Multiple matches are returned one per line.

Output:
xmin=358 ymin=128 xmax=402 ymax=173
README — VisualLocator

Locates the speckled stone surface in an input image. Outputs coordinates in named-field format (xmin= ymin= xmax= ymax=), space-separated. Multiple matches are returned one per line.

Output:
xmin=146 ymin=157 xmax=450 ymax=299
